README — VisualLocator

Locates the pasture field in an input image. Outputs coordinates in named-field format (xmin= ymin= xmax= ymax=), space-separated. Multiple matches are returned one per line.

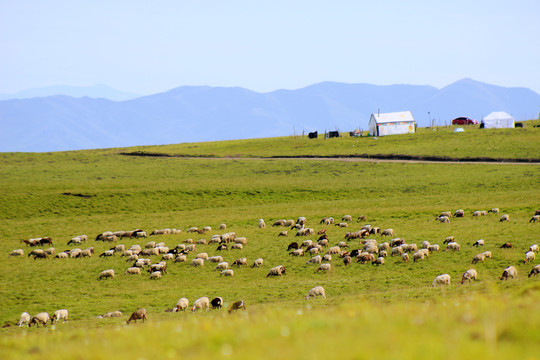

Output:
xmin=0 ymin=128 xmax=540 ymax=359
xmin=129 ymin=121 xmax=540 ymax=160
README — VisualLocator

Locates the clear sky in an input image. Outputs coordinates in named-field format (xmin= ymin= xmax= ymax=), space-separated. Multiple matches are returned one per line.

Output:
xmin=1 ymin=0 xmax=539 ymax=95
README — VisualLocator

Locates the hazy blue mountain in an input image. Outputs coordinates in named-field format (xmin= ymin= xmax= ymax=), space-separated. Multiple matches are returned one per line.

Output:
xmin=1 ymin=79 xmax=538 ymax=152
xmin=0 ymin=84 xmax=140 ymax=101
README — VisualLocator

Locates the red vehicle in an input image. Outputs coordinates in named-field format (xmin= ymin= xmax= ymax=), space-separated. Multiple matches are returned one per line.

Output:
xmin=452 ymin=117 xmax=477 ymax=125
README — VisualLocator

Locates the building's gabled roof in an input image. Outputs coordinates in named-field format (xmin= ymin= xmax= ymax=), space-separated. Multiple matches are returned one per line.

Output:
xmin=370 ymin=111 xmax=415 ymax=124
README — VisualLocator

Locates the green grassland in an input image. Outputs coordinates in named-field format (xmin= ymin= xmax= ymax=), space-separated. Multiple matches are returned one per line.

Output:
xmin=1 ymin=126 xmax=540 ymax=359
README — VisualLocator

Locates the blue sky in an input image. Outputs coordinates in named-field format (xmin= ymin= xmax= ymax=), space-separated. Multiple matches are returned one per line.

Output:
xmin=1 ymin=0 xmax=539 ymax=95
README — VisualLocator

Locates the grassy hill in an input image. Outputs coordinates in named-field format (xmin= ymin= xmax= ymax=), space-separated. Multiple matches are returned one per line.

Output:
xmin=1 ymin=126 xmax=539 ymax=359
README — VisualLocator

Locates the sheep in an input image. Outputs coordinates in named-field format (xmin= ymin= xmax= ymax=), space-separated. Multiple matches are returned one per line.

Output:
xmin=390 ymin=238 xmax=405 ymax=247
xmin=530 ymin=215 xmax=540 ymax=223
xmin=203 ymin=226 xmax=212 ymax=233
xmin=211 ymin=297 xmax=223 ymax=309
xmin=9 ymin=249 xmax=24 ymax=257
xmin=98 ymin=269 xmax=115 ymax=280
xmin=192 ymin=297 xmax=210 ymax=312
xmin=357 ymin=215 xmax=367 ymax=221
xmin=296 ymin=216 xmax=307 ymax=226
xmin=231 ymin=243 xmax=243 ymax=250
xmin=174 ymin=255 xmax=187 ymax=263
xmin=141 ymin=248 xmax=160 ymax=256
xmin=129 ymin=244 xmax=142 ymax=253
xmin=175 ymin=298 xmax=189 ymax=312
xmin=443 ymin=236 xmax=455 ymax=244
xmin=454 ymin=209 xmax=464 ymax=217
xmin=500 ymin=266 xmax=517 ymax=280
xmin=342 ymin=215 xmax=352 ymax=222
xmin=191 ymin=258 xmax=204 ymax=267
xmin=126 ymin=308 xmax=147 ymax=324
xmin=216 ymin=244 xmax=228 ymax=251
xmin=208 ymin=255 xmax=224 ymax=263
xmin=529 ymin=244 xmax=539 ymax=253
xmin=125 ymin=267 xmax=142 ymax=275
xmin=446 ymin=242 xmax=461 ymax=251
xmin=428 ymin=244 xmax=440 ymax=253
xmin=196 ymin=239 xmax=207 ymax=245
xmin=150 ymin=271 xmax=162 ymax=280
xmin=500 ymin=242 xmax=513 ymax=249
xmin=103 ymin=311 xmax=122 ymax=318
xmin=289 ymin=248 xmax=304 ymax=256
xmin=323 ymin=254 xmax=332 ymax=262
xmin=316 ymin=263 xmax=331 ymax=272
xmin=336 ymin=222 xmax=349 ymax=228
xmin=499 ymin=214 xmax=510 ymax=222
xmin=149 ymin=262 xmax=167 ymax=274
xmin=391 ymin=246 xmax=404 ymax=257
xmin=186 ymin=227 xmax=199 ymax=233
xmin=18 ymin=312 xmax=31 ymax=327
xmin=524 ymin=251 xmax=536 ymax=263
xmin=278 ymin=231 xmax=288 ymax=237
xmin=381 ymin=228 xmax=394 ymax=237
xmin=421 ymin=241 xmax=430 ymax=249
xmin=528 ymin=264 xmax=540 ymax=278
xmin=258 ymin=219 xmax=266 ymax=229
xmin=228 ymin=300 xmax=246 ymax=313
xmin=162 ymin=253 xmax=174 ymax=261
xmin=51 ymin=309 xmax=69 ymax=324
xmin=404 ymin=243 xmax=418 ymax=253
xmin=481 ymin=251 xmax=492 ymax=259
xmin=488 ymin=208 xmax=500 ymax=214
xmin=231 ymin=258 xmax=247 ymax=267
xmin=99 ymin=250 xmax=115 ymax=257
xmin=145 ymin=241 xmax=156 ymax=248
xmin=473 ymin=239 xmax=484 ymax=247
xmin=460 ymin=269 xmax=478 ymax=284
xmin=402 ymin=253 xmax=409 ymax=262
xmin=473 ymin=211 xmax=481 ymax=217
xmin=266 ymin=265 xmax=286 ymax=277
xmin=372 ymin=257 xmax=385 ymax=265
xmin=432 ymin=274 xmax=451 ymax=287
xmin=305 ymin=286 xmax=326 ymax=300
xmin=370 ymin=227 xmax=381 ymax=235
xmin=412 ymin=251 xmax=425 ymax=262
xmin=220 ymin=269 xmax=234 ymax=277
xmin=439 ymin=211 xmax=452 ymax=218
xmin=29 ymin=249 xmax=48 ymax=260
xmin=273 ymin=220 xmax=286 ymax=227
xmin=357 ymin=253 xmax=375 ymax=264
xmin=306 ymin=255 xmax=322 ymax=265
xmin=326 ymin=246 xmax=341 ymax=255
xmin=472 ymin=253 xmax=486 ymax=264
xmin=29 ymin=312 xmax=50 ymax=327
xmin=134 ymin=231 xmax=148 ymax=238
xmin=235 ymin=237 xmax=248 ymax=245
xmin=285 ymin=219 xmax=296 ymax=227
xmin=252 ymin=258 xmax=264 ymax=268
xmin=196 ymin=252 xmax=209 ymax=260
xmin=55 ymin=252 xmax=69 ymax=259
xmin=215 ymin=262 xmax=229 ymax=271
xmin=343 ymin=255 xmax=352 ymax=265
xmin=81 ymin=247 xmax=94 ymax=257
xmin=318 ymin=239 xmax=329 ymax=248
xmin=287 ymin=242 xmax=299 ymax=251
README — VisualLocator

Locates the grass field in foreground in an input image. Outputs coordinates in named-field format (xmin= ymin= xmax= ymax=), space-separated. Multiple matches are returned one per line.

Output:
xmin=0 ymin=130 xmax=539 ymax=359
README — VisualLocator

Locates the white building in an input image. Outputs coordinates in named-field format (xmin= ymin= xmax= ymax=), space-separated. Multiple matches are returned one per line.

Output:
xmin=369 ymin=111 xmax=416 ymax=136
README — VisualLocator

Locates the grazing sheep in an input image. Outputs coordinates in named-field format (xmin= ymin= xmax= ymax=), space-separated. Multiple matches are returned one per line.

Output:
xmin=412 ymin=251 xmax=425 ymax=262
xmin=529 ymin=244 xmax=539 ymax=253
xmin=18 ymin=312 xmax=31 ymax=327
xmin=428 ymin=244 xmax=440 ymax=253
xmin=125 ymin=267 xmax=142 ymax=275
xmin=252 ymin=258 xmax=264 ymax=268
xmin=437 ymin=215 xmax=450 ymax=223
xmin=103 ymin=311 xmax=122 ymax=318
xmin=473 ymin=211 xmax=482 ymax=217
xmin=500 ymin=214 xmax=510 ymax=222
xmin=432 ymin=274 xmax=451 ymax=287
xmin=370 ymin=227 xmax=381 ymax=235
xmin=273 ymin=220 xmax=286 ymax=227
xmin=421 ymin=241 xmax=430 ymax=249
xmin=228 ymin=300 xmax=246 ymax=313
xmin=162 ymin=253 xmax=174 ymax=261
xmin=342 ymin=215 xmax=352 ymax=222
xmin=127 ymin=308 xmax=147 ymax=324
xmin=150 ymin=271 xmax=162 ymax=280
xmin=528 ymin=264 xmax=540 ymax=278
xmin=192 ymin=297 xmax=210 ymax=312
xmin=357 ymin=215 xmax=367 ymax=221
xmin=215 ymin=262 xmax=229 ymax=271
xmin=357 ymin=253 xmax=375 ymax=264
xmin=266 ymin=265 xmax=286 ymax=277
xmin=216 ymin=244 xmax=228 ymax=251
xmin=372 ymin=257 xmax=385 ymax=265
xmin=443 ymin=236 xmax=455 ymax=244
xmin=439 ymin=211 xmax=452 ymax=218
xmin=174 ymin=255 xmax=187 ymax=263
xmin=287 ymin=242 xmax=299 ymax=251
xmin=258 ymin=219 xmax=266 ymax=229
xmin=305 ymin=286 xmax=326 ymax=299
xmin=211 ymin=297 xmax=223 ymax=309
xmin=402 ymin=253 xmax=409 ymax=262
xmin=141 ymin=248 xmax=160 ymax=256
xmin=336 ymin=222 xmax=349 ymax=228
xmin=231 ymin=243 xmax=243 ymax=250
xmin=220 ymin=269 xmax=234 ymax=277
xmin=231 ymin=258 xmax=247 ymax=267
xmin=343 ymin=255 xmax=352 ymax=265
xmin=196 ymin=239 xmax=207 ymax=245
xmin=29 ymin=312 xmax=50 ymax=327
xmin=278 ymin=231 xmax=288 ymax=237
xmin=530 ymin=215 xmax=540 ymax=223
xmin=149 ymin=262 xmax=167 ymax=274
xmin=99 ymin=250 xmax=115 ymax=257
xmin=446 ymin=242 xmax=461 ymax=251
xmin=454 ymin=209 xmax=464 ymax=217
xmin=326 ymin=246 xmax=341 ymax=255
xmin=390 ymin=238 xmax=405 ymax=247
xmin=51 ymin=309 xmax=69 ymax=324
xmin=289 ymin=248 xmax=304 ymax=256
xmin=500 ymin=242 xmax=513 ymax=249
xmin=460 ymin=269 xmax=478 ymax=284
xmin=481 ymin=251 xmax=492 ymax=259
xmin=207 ymin=256 xmax=224 ymax=263
xmin=500 ymin=266 xmax=517 ymax=280
xmin=472 ymin=253 xmax=486 ymax=264
xmin=488 ymin=208 xmax=500 ymax=214
xmin=196 ymin=252 xmax=209 ymax=261
xmin=55 ymin=252 xmax=69 ymax=259
xmin=318 ymin=239 xmax=329 ymax=248
xmin=473 ymin=239 xmax=484 ymax=247
xmin=175 ymin=298 xmax=189 ymax=311
xmin=524 ymin=251 xmax=536 ymax=263
xmin=391 ymin=246 xmax=404 ymax=257
xmin=98 ymin=269 xmax=115 ymax=280
xmin=306 ymin=255 xmax=322 ymax=265
xmin=323 ymin=254 xmax=332 ymax=262
xmin=381 ymin=229 xmax=394 ymax=237
xmin=9 ymin=249 xmax=24 ymax=257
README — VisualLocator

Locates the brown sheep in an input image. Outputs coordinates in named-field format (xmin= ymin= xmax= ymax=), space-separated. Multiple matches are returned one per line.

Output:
xmin=500 ymin=242 xmax=513 ymax=249
xmin=228 ymin=300 xmax=246 ymax=313
xmin=127 ymin=308 xmax=147 ymax=324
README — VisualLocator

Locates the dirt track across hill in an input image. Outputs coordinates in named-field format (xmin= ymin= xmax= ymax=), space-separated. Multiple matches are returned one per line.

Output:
xmin=120 ymin=151 xmax=540 ymax=165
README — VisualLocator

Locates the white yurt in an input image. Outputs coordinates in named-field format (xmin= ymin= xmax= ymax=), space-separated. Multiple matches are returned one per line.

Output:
xmin=481 ymin=112 xmax=515 ymax=129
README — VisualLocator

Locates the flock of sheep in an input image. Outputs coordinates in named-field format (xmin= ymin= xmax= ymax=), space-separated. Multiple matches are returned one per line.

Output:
xmin=8 ymin=208 xmax=540 ymax=328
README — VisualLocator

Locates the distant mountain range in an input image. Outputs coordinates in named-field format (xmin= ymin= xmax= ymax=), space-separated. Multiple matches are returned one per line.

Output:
xmin=0 ymin=84 xmax=140 ymax=102
xmin=1 ymin=78 xmax=539 ymax=152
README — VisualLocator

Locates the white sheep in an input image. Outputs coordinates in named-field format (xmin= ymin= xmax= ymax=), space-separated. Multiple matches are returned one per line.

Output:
xmin=500 ymin=214 xmax=510 ymax=222
xmin=402 ymin=253 xmax=409 ymax=262
xmin=191 ymin=258 xmax=204 ymax=267
xmin=266 ymin=265 xmax=286 ymax=277
xmin=381 ymin=228 xmax=394 ymax=237
xmin=29 ymin=312 xmax=50 ymax=327
xmin=219 ymin=223 xmax=227 ymax=230
xmin=51 ymin=309 xmax=69 ymax=324
xmin=150 ymin=271 xmax=162 ymax=279
xmin=103 ymin=311 xmax=122 ymax=318
xmin=208 ymin=255 xmax=224 ymax=263
xmin=421 ymin=241 xmax=430 ymax=249
xmin=432 ymin=274 xmax=451 ymax=287
xmin=176 ymin=297 xmax=189 ymax=311
xmin=215 ymin=262 xmax=229 ymax=271
xmin=500 ymin=266 xmax=517 ymax=280
xmin=196 ymin=252 xmax=209 ymax=260
xmin=524 ymin=251 xmax=536 ymax=263
xmin=316 ymin=263 xmax=331 ymax=272
xmin=446 ymin=242 xmax=461 ymax=251
xmin=9 ymin=249 xmax=24 ymax=256
xmin=18 ymin=312 xmax=31 ymax=327
xmin=125 ymin=254 xmax=137 ymax=262
xmin=162 ymin=253 xmax=174 ymax=261
xmin=326 ymin=246 xmax=341 ymax=255
xmin=231 ymin=243 xmax=243 ymax=250
xmin=529 ymin=244 xmax=539 ymax=253
xmin=55 ymin=252 xmax=69 ymax=259
xmin=98 ymin=269 xmax=115 ymax=280
xmin=482 ymin=251 xmax=492 ymax=259
xmin=306 ymin=255 xmax=322 ymax=264
xmin=305 ymin=286 xmax=326 ymax=300
xmin=175 ymin=255 xmax=187 ymax=263
xmin=412 ymin=251 xmax=425 ymax=262
xmin=473 ymin=239 xmax=484 ymax=247
xmin=472 ymin=253 xmax=486 ymax=264
xmin=372 ymin=257 xmax=385 ymax=265
xmin=220 ymin=269 xmax=234 ymax=277
xmin=235 ymin=237 xmax=248 ymax=245
xmin=428 ymin=244 xmax=440 ymax=252
xmin=323 ymin=254 xmax=332 ymax=262
xmin=192 ymin=297 xmax=210 ymax=312
xmin=258 ymin=219 xmax=266 ymax=229
xmin=252 ymin=258 xmax=264 ymax=268
xmin=124 ymin=267 xmax=142 ymax=275
xmin=460 ymin=269 xmax=478 ymax=284
xmin=290 ymin=248 xmax=304 ymax=256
